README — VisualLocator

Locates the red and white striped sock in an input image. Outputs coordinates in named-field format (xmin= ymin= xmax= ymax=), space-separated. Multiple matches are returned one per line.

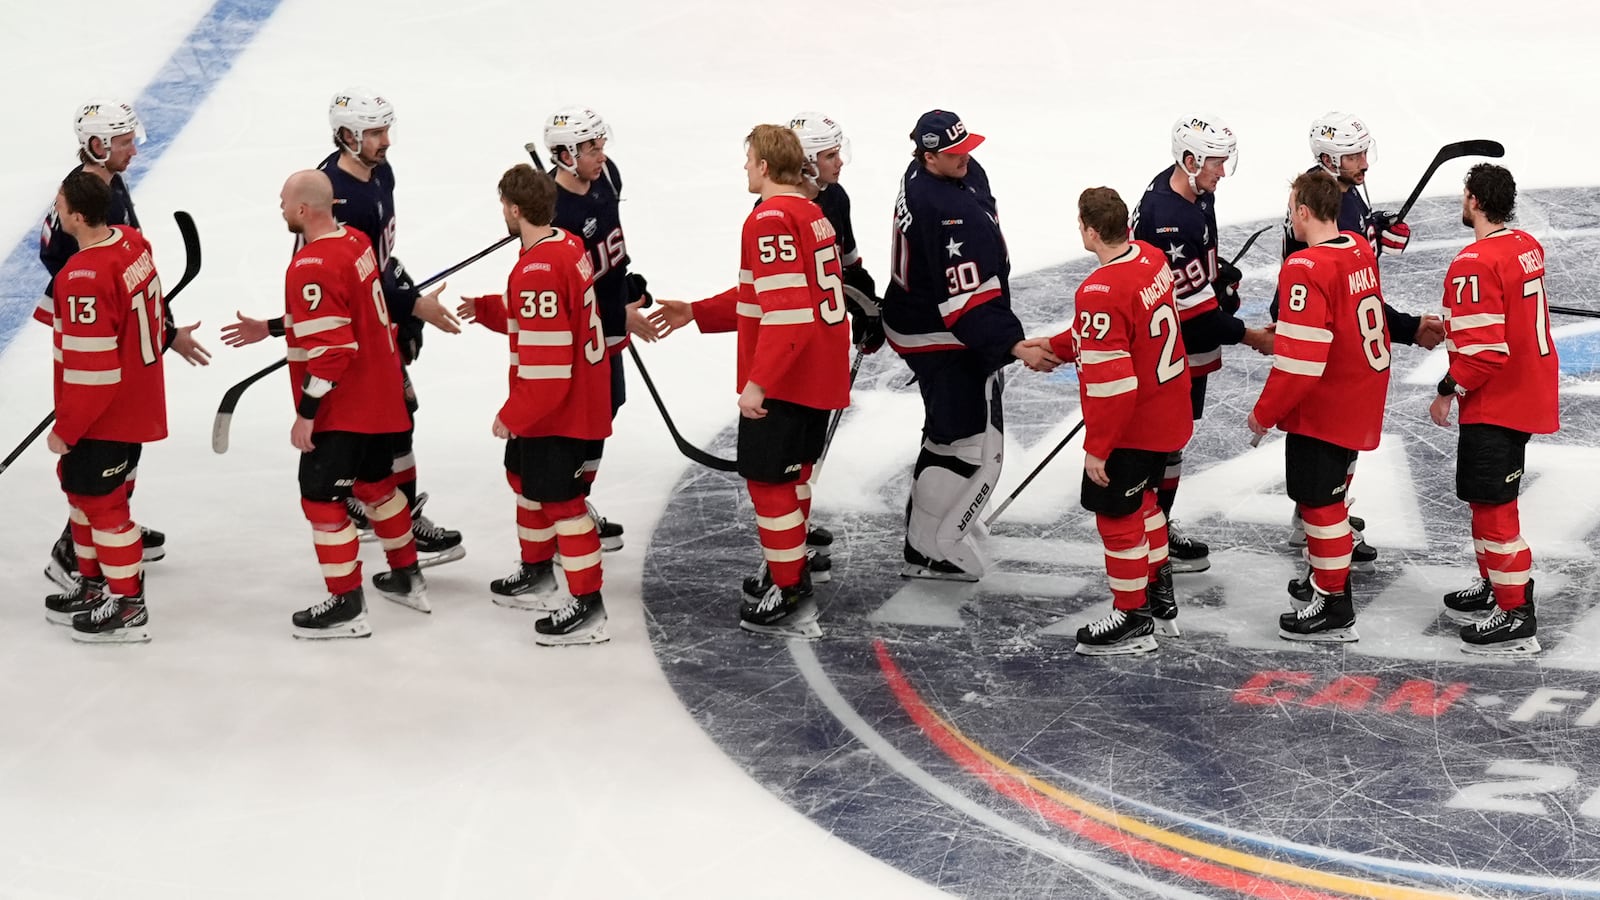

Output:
xmin=1470 ymin=501 xmax=1532 ymax=611
xmin=545 ymin=496 xmax=602 ymax=595
xmin=302 ymin=498 xmax=361 ymax=595
xmin=748 ymin=479 xmax=807 ymax=589
xmin=1096 ymin=508 xmax=1149 ymax=612
xmin=1300 ymin=501 xmax=1352 ymax=594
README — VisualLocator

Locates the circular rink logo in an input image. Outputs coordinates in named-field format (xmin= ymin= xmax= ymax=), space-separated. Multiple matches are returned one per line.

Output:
xmin=642 ymin=188 xmax=1600 ymax=898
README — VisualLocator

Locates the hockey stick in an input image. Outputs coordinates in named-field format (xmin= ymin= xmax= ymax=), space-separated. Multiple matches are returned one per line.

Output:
xmin=626 ymin=344 xmax=738 ymax=472
xmin=811 ymin=348 xmax=864 ymax=482
xmin=1549 ymin=305 xmax=1600 ymax=320
xmin=1 ymin=211 xmax=201 ymax=477
xmin=1229 ymin=225 xmax=1274 ymax=266
xmin=982 ymin=418 xmax=1086 ymax=528
xmin=211 ymin=234 xmax=517 ymax=453
xmin=1391 ymin=140 xmax=1506 ymax=223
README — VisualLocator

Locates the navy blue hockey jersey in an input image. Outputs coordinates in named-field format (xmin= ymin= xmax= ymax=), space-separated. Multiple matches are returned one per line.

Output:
xmin=550 ymin=158 xmax=632 ymax=357
xmin=882 ymin=158 xmax=1022 ymax=369
xmin=1132 ymin=165 xmax=1219 ymax=318
xmin=38 ymin=165 xmax=139 ymax=298
xmin=309 ymin=150 xmax=397 ymax=271
xmin=815 ymin=181 xmax=859 ymax=268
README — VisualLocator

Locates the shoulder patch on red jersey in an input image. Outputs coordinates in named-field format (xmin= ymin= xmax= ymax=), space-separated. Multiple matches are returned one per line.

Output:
xmin=756 ymin=208 xmax=786 ymax=221
xmin=1082 ymin=283 xmax=1111 ymax=293
xmin=294 ymin=257 xmax=324 ymax=267
xmin=1287 ymin=257 xmax=1315 ymax=269
xmin=65 ymin=268 xmax=97 ymax=281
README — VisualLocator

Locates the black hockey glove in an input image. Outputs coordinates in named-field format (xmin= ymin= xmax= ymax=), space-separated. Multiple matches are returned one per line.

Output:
xmin=842 ymin=266 xmax=884 ymax=353
xmin=383 ymin=259 xmax=425 ymax=364
xmin=1213 ymin=259 xmax=1243 ymax=316
xmin=626 ymin=272 xmax=653 ymax=309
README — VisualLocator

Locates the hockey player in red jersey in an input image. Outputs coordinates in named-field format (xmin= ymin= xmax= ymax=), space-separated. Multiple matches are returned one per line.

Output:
xmin=1248 ymin=171 xmax=1391 ymax=643
xmin=1429 ymin=164 xmax=1558 ymax=655
xmin=645 ymin=125 xmax=852 ymax=638
xmin=42 ymin=170 xmax=168 ymax=643
xmin=280 ymin=170 xmax=427 ymax=639
xmin=457 ymin=164 xmax=613 ymax=645
xmin=1045 ymin=188 xmax=1191 ymax=656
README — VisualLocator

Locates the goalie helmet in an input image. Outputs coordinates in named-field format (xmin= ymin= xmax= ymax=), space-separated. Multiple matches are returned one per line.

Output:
xmin=74 ymin=98 xmax=145 ymax=164
xmin=329 ymin=88 xmax=395 ymax=149
xmin=544 ymin=106 xmax=610 ymax=174
xmin=1170 ymin=115 xmax=1238 ymax=175
xmin=1308 ymin=111 xmax=1373 ymax=173
xmin=788 ymin=111 xmax=850 ymax=163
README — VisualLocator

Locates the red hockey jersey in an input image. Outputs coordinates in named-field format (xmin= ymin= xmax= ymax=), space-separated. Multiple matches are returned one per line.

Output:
xmin=284 ymin=227 xmax=410 ymax=434
xmin=1442 ymin=228 xmax=1559 ymax=435
xmin=1048 ymin=241 xmax=1193 ymax=459
xmin=469 ymin=228 xmax=612 ymax=440
xmin=1253 ymin=233 xmax=1390 ymax=451
xmin=51 ymin=226 xmax=168 ymax=446
xmin=700 ymin=193 xmax=850 ymax=411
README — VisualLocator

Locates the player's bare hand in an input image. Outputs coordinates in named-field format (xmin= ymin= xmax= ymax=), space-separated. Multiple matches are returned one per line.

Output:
xmin=46 ymin=431 xmax=70 ymax=455
xmin=1242 ymin=326 xmax=1275 ymax=356
xmin=1011 ymin=338 xmax=1062 ymax=373
xmin=413 ymin=283 xmax=461 ymax=334
xmin=492 ymin=416 xmax=511 ymax=439
xmin=290 ymin=416 xmax=316 ymax=453
xmin=1414 ymin=314 xmax=1447 ymax=350
xmin=172 ymin=321 xmax=212 ymax=366
xmin=221 ymin=310 xmax=270 ymax=347
xmin=1429 ymin=393 xmax=1456 ymax=427
xmin=455 ymin=297 xmax=479 ymax=324
xmin=626 ymin=300 xmax=657 ymax=344
xmin=648 ymin=300 xmax=694 ymax=339
xmin=1084 ymin=452 xmax=1110 ymax=487
xmin=1246 ymin=412 xmax=1270 ymax=437
xmin=738 ymin=381 xmax=768 ymax=419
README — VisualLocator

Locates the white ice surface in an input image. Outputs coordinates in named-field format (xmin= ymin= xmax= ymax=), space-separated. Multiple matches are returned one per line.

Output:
xmin=2 ymin=1 xmax=1598 ymax=897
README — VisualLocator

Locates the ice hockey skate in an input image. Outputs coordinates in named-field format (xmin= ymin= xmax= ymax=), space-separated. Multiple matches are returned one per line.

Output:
xmin=1145 ymin=562 xmax=1180 ymax=637
xmin=806 ymin=525 xmax=833 ymax=557
xmin=70 ymin=592 xmax=150 ymax=644
xmin=373 ymin=563 xmax=430 ymax=613
xmin=1460 ymin=594 xmax=1540 ymax=656
xmin=1074 ymin=607 xmax=1158 ymax=656
xmin=411 ymin=493 xmax=465 ymax=568
xmin=743 ymin=561 xmax=814 ymax=600
xmin=1279 ymin=582 xmax=1358 ymax=642
xmin=490 ymin=560 xmax=562 ymax=610
xmin=740 ymin=583 xmax=822 ymax=640
xmin=1165 ymin=520 xmax=1210 ymax=574
xmin=1441 ymin=576 xmax=1497 ymax=624
xmin=586 ymin=500 xmax=624 ymax=552
xmin=45 ymin=575 xmax=106 ymax=626
xmin=292 ymin=589 xmax=372 ymax=640
xmin=900 ymin=542 xmax=979 ymax=582
xmin=534 ymin=593 xmax=609 ymax=646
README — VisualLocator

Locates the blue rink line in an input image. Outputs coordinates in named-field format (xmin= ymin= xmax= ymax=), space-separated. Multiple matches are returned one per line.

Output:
xmin=0 ymin=0 xmax=285 ymax=353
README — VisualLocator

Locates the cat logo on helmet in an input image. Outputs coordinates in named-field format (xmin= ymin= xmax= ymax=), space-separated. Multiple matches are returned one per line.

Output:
xmin=551 ymin=115 xmax=570 ymax=127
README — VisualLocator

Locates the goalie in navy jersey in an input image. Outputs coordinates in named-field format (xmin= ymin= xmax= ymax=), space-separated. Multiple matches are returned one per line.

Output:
xmin=535 ymin=106 xmax=658 ymax=552
xmin=34 ymin=99 xmax=210 ymax=598
xmin=881 ymin=110 xmax=1058 ymax=581
xmin=222 ymin=88 xmax=465 ymax=568
xmin=1130 ymin=116 xmax=1272 ymax=575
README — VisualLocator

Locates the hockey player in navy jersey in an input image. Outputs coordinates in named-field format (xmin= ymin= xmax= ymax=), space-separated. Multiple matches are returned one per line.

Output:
xmin=221 ymin=88 xmax=465 ymax=568
xmin=1130 ymin=116 xmax=1273 ymax=574
xmin=529 ymin=106 xmax=658 ymax=554
xmin=882 ymin=110 xmax=1059 ymax=581
xmin=34 ymin=98 xmax=211 ymax=596
xmin=1275 ymin=112 xmax=1446 ymax=560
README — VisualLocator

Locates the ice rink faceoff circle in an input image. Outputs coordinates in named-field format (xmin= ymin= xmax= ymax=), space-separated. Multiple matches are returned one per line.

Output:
xmin=643 ymin=189 xmax=1600 ymax=897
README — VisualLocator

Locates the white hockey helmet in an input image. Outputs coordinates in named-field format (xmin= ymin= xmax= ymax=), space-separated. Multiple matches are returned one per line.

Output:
xmin=788 ymin=111 xmax=851 ymax=164
xmin=544 ymin=106 xmax=610 ymax=174
xmin=1171 ymin=115 xmax=1238 ymax=176
xmin=1309 ymin=111 xmax=1373 ymax=174
xmin=74 ymin=98 xmax=146 ymax=164
xmin=329 ymin=88 xmax=395 ymax=149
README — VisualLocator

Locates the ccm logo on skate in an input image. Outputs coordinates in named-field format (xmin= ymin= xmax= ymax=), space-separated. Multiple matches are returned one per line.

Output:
xmin=100 ymin=461 xmax=129 ymax=478
xmin=1233 ymin=670 xmax=1470 ymax=718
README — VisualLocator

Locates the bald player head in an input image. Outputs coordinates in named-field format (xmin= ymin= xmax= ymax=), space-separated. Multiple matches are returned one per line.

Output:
xmin=280 ymin=169 xmax=336 ymax=235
